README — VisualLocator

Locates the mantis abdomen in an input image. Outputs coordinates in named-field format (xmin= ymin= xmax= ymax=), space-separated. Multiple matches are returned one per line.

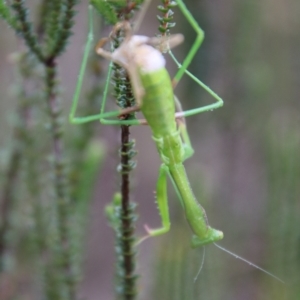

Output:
xmin=139 ymin=68 xmax=177 ymax=136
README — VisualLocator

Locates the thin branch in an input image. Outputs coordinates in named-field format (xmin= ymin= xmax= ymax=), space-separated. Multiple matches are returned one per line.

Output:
xmin=119 ymin=125 xmax=138 ymax=300
xmin=111 ymin=5 xmax=140 ymax=297
xmin=11 ymin=0 xmax=44 ymax=61
xmin=47 ymin=0 xmax=77 ymax=58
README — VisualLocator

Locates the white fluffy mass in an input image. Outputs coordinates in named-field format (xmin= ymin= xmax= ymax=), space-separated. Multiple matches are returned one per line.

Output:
xmin=112 ymin=35 xmax=166 ymax=73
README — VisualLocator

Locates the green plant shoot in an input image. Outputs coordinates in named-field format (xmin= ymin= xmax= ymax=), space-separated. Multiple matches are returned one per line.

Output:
xmin=70 ymin=1 xmax=224 ymax=247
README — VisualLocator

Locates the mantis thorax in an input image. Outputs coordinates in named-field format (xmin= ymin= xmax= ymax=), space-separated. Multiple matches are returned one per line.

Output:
xmin=153 ymin=131 xmax=184 ymax=166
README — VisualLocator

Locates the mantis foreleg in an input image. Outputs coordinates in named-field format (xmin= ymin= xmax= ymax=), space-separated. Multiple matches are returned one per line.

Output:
xmin=161 ymin=1 xmax=224 ymax=117
xmin=172 ymin=0 xmax=205 ymax=86
xmin=144 ymin=164 xmax=171 ymax=237
xmin=143 ymin=160 xmax=223 ymax=247
xmin=141 ymin=161 xmax=198 ymax=239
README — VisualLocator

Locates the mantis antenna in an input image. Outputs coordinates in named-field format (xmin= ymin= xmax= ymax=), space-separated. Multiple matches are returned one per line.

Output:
xmin=193 ymin=246 xmax=206 ymax=283
xmin=214 ymin=243 xmax=285 ymax=284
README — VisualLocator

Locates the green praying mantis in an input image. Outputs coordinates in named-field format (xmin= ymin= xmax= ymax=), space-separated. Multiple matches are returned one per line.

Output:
xmin=70 ymin=0 xmax=223 ymax=247
xmin=69 ymin=0 xmax=284 ymax=282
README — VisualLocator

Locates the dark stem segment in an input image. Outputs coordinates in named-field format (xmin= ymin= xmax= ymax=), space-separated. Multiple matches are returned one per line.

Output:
xmin=120 ymin=126 xmax=130 ymax=228
xmin=120 ymin=125 xmax=137 ymax=300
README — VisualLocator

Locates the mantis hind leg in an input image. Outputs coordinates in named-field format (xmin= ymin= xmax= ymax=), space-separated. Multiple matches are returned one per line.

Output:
xmin=172 ymin=0 xmax=205 ymax=86
xmin=168 ymin=1 xmax=223 ymax=117
xmin=172 ymin=54 xmax=224 ymax=118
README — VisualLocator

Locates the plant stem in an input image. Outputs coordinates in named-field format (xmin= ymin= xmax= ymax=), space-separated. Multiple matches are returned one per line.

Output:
xmin=119 ymin=125 xmax=137 ymax=300
xmin=112 ymin=16 xmax=138 ymax=299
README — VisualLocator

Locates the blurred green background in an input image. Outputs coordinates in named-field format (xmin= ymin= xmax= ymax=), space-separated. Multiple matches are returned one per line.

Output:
xmin=0 ymin=0 xmax=300 ymax=299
